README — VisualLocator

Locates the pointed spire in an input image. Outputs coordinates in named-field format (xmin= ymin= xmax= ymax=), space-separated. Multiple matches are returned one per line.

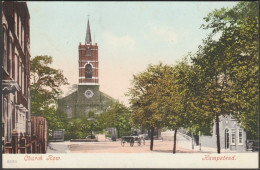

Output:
xmin=85 ymin=17 xmax=92 ymax=44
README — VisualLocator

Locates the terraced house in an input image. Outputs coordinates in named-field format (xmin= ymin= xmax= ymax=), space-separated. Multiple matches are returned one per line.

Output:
xmin=2 ymin=1 xmax=47 ymax=154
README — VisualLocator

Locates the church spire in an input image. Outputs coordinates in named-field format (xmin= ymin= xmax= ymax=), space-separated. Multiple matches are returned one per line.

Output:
xmin=85 ymin=17 xmax=92 ymax=44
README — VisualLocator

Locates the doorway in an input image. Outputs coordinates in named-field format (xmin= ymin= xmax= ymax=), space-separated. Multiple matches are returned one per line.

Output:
xmin=225 ymin=128 xmax=230 ymax=149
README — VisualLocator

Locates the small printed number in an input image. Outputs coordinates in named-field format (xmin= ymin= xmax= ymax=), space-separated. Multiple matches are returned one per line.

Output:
xmin=7 ymin=160 xmax=17 ymax=163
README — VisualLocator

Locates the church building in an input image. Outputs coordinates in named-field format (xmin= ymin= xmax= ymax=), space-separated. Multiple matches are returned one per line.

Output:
xmin=57 ymin=19 xmax=115 ymax=118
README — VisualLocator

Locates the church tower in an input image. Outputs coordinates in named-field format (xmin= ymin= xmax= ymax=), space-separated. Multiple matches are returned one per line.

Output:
xmin=57 ymin=18 xmax=115 ymax=118
xmin=78 ymin=19 xmax=99 ymax=85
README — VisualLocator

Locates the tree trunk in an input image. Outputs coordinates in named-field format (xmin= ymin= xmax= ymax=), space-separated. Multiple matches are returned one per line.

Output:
xmin=173 ymin=128 xmax=177 ymax=154
xmin=150 ymin=127 xmax=154 ymax=151
xmin=216 ymin=114 xmax=221 ymax=154
xmin=117 ymin=127 xmax=120 ymax=138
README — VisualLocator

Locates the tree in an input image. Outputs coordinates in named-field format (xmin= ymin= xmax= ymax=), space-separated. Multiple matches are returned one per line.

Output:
xmin=49 ymin=108 xmax=68 ymax=136
xmin=192 ymin=50 xmax=233 ymax=154
xmin=156 ymin=59 xmax=201 ymax=153
xmin=85 ymin=111 xmax=105 ymax=139
xmin=105 ymin=102 xmax=131 ymax=138
xmin=30 ymin=55 xmax=69 ymax=137
xmin=191 ymin=1 xmax=259 ymax=153
xmin=127 ymin=63 xmax=169 ymax=151
xmin=101 ymin=102 xmax=132 ymax=138
xmin=65 ymin=118 xmax=84 ymax=140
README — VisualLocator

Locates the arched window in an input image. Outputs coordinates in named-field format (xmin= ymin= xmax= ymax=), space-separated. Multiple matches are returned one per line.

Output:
xmin=66 ymin=106 xmax=72 ymax=118
xmin=85 ymin=64 xmax=92 ymax=78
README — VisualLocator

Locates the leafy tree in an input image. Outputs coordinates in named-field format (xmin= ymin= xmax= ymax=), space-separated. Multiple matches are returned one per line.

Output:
xmin=191 ymin=1 xmax=259 ymax=153
xmin=64 ymin=112 xmax=105 ymax=140
xmin=65 ymin=118 xmax=84 ymax=140
xmin=128 ymin=60 xmax=214 ymax=153
xmin=30 ymin=55 xmax=69 ymax=138
xmin=80 ymin=116 xmax=94 ymax=139
xmin=49 ymin=108 xmax=68 ymax=133
xmin=85 ymin=111 xmax=105 ymax=139
xmin=101 ymin=102 xmax=132 ymax=138
xmin=127 ymin=63 xmax=168 ymax=150
xmin=156 ymin=59 xmax=203 ymax=153
xmin=191 ymin=38 xmax=235 ymax=154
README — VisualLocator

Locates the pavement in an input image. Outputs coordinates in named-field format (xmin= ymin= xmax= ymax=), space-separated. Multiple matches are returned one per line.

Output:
xmin=175 ymin=131 xmax=253 ymax=153
xmin=47 ymin=141 xmax=71 ymax=153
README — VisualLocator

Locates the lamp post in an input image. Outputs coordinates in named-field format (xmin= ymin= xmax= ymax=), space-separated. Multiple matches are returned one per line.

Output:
xmin=199 ymin=131 xmax=201 ymax=151
xmin=87 ymin=117 xmax=95 ymax=139
xmin=191 ymin=130 xmax=194 ymax=150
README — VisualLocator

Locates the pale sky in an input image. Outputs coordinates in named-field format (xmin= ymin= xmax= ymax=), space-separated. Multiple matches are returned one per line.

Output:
xmin=27 ymin=1 xmax=237 ymax=106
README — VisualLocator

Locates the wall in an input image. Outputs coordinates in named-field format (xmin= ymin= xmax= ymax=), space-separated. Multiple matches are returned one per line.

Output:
xmin=57 ymin=85 xmax=115 ymax=118
xmin=200 ymin=115 xmax=247 ymax=152
xmin=2 ymin=1 xmax=31 ymax=144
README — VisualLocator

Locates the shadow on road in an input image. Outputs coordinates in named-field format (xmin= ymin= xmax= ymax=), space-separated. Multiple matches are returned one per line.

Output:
xmin=152 ymin=149 xmax=198 ymax=153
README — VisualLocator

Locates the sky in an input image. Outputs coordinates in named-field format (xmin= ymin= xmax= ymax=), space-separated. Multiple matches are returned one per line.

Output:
xmin=27 ymin=1 xmax=237 ymax=106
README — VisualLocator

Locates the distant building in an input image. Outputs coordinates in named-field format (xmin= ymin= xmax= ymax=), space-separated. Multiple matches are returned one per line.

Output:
xmin=58 ymin=19 xmax=115 ymax=118
xmin=200 ymin=115 xmax=247 ymax=152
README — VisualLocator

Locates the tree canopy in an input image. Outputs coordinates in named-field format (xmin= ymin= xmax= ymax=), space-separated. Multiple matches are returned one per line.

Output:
xmin=190 ymin=1 xmax=259 ymax=152
xmin=30 ymin=55 xmax=69 ymax=139
xmin=127 ymin=1 xmax=258 ymax=153
xmin=197 ymin=1 xmax=258 ymax=136
xmin=100 ymin=102 xmax=132 ymax=138
xmin=127 ymin=63 xmax=169 ymax=150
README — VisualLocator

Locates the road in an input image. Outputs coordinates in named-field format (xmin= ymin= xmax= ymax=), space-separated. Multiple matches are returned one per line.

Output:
xmin=47 ymin=132 xmax=251 ymax=153
xmin=47 ymin=139 xmax=197 ymax=154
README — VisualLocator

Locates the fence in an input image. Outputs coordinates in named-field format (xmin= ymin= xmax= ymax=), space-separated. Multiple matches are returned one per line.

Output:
xmin=246 ymin=140 xmax=259 ymax=152
xmin=3 ymin=116 xmax=48 ymax=154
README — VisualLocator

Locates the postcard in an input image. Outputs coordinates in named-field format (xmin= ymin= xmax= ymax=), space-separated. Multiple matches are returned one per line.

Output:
xmin=1 ymin=1 xmax=259 ymax=169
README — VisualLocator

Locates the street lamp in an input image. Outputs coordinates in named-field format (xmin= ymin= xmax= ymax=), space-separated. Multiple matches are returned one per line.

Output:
xmin=87 ymin=117 xmax=95 ymax=139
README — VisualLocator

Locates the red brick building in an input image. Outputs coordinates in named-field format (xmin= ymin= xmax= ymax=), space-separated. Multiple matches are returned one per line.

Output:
xmin=2 ymin=1 xmax=47 ymax=153
xmin=2 ymin=0 xmax=31 ymax=146
xmin=79 ymin=19 xmax=99 ymax=85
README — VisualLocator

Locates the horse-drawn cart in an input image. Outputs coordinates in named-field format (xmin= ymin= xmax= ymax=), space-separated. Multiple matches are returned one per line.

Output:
xmin=121 ymin=135 xmax=145 ymax=147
